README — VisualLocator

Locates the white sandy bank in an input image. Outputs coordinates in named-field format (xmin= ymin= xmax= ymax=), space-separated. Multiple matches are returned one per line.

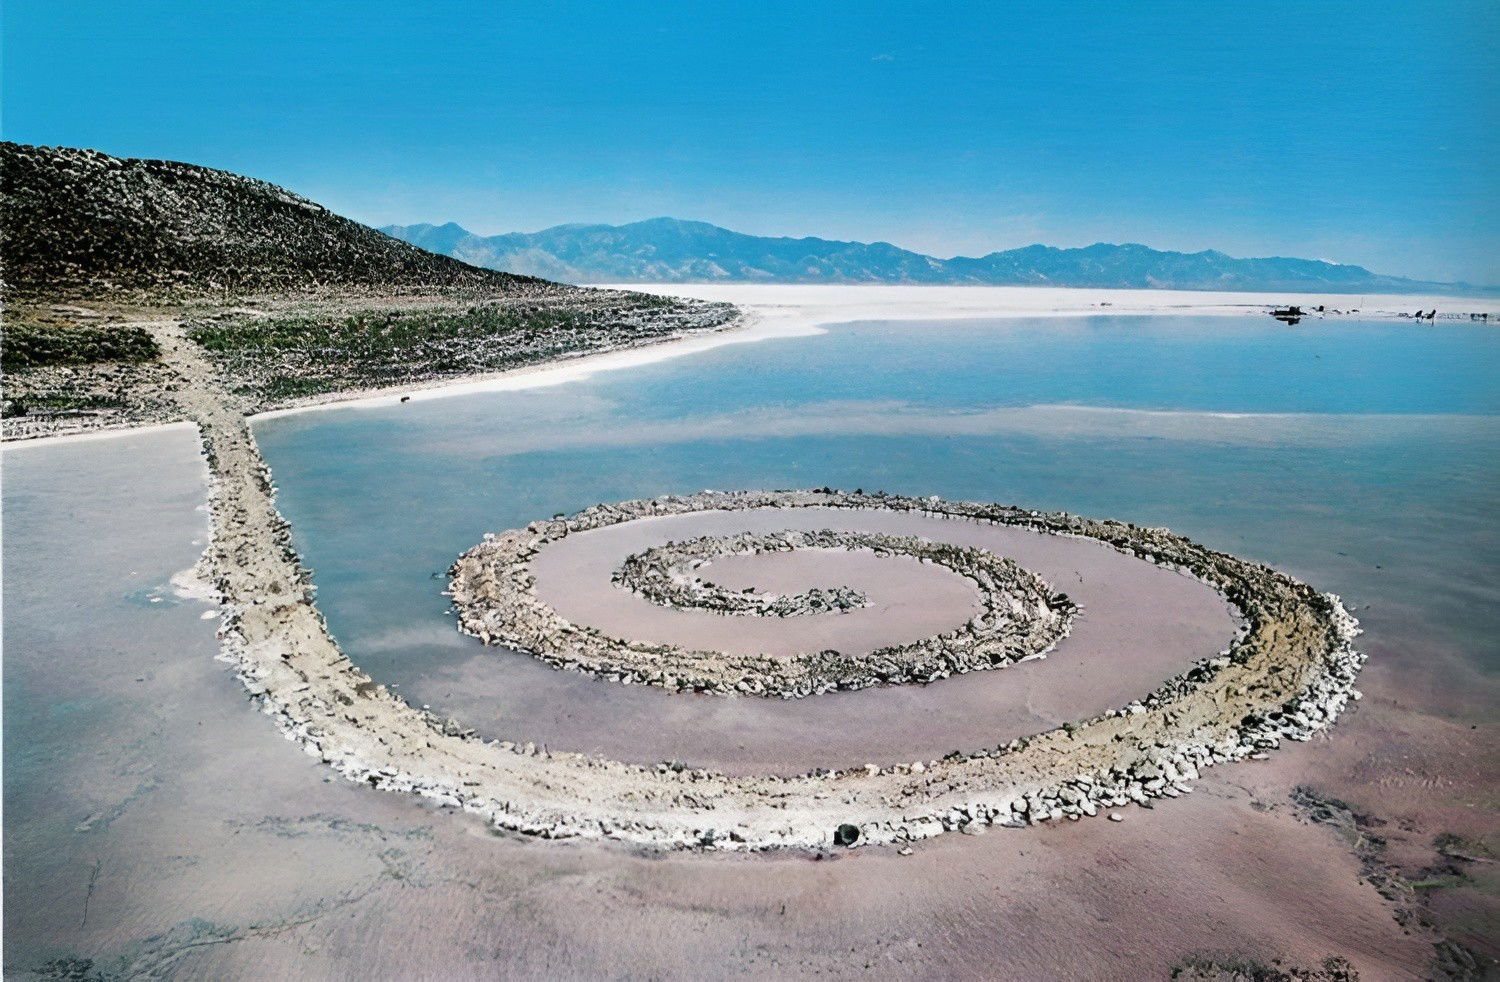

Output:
xmin=254 ymin=283 xmax=1491 ymax=420
xmin=0 ymin=420 xmax=201 ymax=454
xmin=607 ymin=282 xmax=1489 ymax=324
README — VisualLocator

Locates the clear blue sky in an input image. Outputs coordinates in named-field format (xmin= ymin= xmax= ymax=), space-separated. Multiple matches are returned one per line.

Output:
xmin=4 ymin=1 xmax=1496 ymax=282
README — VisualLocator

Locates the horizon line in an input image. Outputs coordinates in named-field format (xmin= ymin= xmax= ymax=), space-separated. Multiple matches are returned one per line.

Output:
xmin=381 ymin=216 xmax=1484 ymax=288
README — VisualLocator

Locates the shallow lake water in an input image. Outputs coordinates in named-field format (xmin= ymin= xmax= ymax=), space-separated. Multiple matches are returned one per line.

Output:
xmin=254 ymin=315 xmax=1500 ymax=754
xmin=496 ymin=505 xmax=1237 ymax=772
xmin=6 ymin=313 xmax=1495 ymax=976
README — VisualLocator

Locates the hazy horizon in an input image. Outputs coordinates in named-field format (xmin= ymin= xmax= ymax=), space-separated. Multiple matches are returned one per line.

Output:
xmin=5 ymin=1 xmax=1496 ymax=284
xmin=378 ymin=215 xmax=1482 ymax=283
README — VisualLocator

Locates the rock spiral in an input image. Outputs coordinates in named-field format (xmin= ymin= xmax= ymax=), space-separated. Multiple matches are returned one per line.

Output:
xmin=452 ymin=519 xmax=1076 ymax=698
xmin=212 ymin=482 xmax=1364 ymax=852
xmin=614 ymin=530 xmax=874 ymax=617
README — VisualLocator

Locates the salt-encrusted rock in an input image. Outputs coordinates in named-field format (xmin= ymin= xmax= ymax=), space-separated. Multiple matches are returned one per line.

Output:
xmin=834 ymin=823 xmax=862 ymax=846
xmin=616 ymin=531 xmax=872 ymax=617
xmin=200 ymin=475 xmax=1364 ymax=851
xmin=453 ymin=516 xmax=1076 ymax=698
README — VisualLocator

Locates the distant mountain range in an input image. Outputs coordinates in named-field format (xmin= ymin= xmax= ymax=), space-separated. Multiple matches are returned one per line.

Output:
xmin=381 ymin=217 xmax=1480 ymax=294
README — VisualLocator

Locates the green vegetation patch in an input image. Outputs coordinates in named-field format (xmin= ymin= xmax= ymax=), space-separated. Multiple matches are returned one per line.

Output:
xmin=191 ymin=302 xmax=674 ymax=356
xmin=1 ymin=392 xmax=129 ymax=418
xmin=187 ymin=296 xmax=737 ymax=405
xmin=1 ymin=322 xmax=159 ymax=370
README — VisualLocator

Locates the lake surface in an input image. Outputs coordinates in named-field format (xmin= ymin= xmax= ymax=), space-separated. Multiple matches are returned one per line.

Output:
xmin=504 ymin=504 xmax=1237 ymax=771
xmin=254 ymin=315 xmax=1500 ymax=764
xmin=5 ymin=313 xmax=1494 ymax=975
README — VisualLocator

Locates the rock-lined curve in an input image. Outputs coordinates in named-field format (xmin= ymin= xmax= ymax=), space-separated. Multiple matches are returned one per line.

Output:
xmin=5 ymin=141 xmax=1366 ymax=853
xmin=186 ymin=390 xmax=1363 ymax=853
xmin=453 ymin=523 xmax=1076 ymax=698
xmin=615 ymin=531 xmax=872 ymax=617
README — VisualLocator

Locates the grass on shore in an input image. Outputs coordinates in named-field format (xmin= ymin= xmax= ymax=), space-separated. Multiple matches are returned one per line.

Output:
xmin=1 ymin=318 xmax=176 ymax=428
xmin=1 ymin=322 xmax=160 ymax=370
xmin=187 ymin=296 xmax=737 ymax=404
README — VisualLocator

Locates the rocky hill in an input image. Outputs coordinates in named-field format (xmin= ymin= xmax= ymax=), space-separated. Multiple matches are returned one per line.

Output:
xmin=0 ymin=141 xmax=542 ymax=301
xmin=384 ymin=217 xmax=1477 ymax=294
xmin=0 ymin=144 xmax=739 ymax=440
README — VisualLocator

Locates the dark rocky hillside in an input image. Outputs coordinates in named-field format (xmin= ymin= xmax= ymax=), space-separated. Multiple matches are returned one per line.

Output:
xmin=0 ymin=141 xmax=543 ymax=301
xmin=0 ymin=143 xmax=739 ymax=440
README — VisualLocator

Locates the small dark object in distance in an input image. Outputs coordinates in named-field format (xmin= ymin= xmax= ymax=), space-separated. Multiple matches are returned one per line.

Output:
xmin=834 ymin=823 xmax=861 ymax=846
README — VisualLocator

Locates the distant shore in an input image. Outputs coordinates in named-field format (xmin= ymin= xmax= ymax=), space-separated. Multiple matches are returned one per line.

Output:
xmin=5 ymin=284 xmax=1493 ymax=451
xmin=241 ymin=283 xmax=1500 ymax=420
